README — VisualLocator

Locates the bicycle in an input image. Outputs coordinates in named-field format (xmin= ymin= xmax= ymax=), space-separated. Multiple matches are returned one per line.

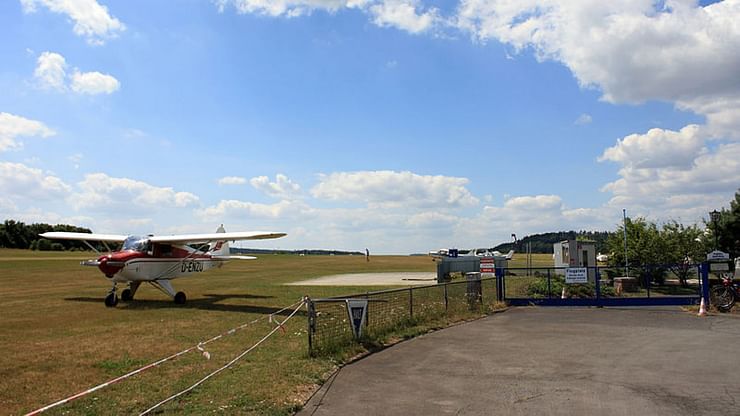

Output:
xmin=710 ymin=273 xmax=739 ymax=312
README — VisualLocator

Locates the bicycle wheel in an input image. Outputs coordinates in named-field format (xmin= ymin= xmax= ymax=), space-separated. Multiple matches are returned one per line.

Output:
xmin=710 ymin=285 xmax=735 ymax=312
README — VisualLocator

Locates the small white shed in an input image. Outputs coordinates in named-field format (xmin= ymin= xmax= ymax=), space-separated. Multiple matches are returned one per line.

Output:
xmin=553 ymin=240 xmax=597 ymax=279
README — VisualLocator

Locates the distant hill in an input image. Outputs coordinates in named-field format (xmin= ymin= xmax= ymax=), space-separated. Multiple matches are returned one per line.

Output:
xmin=492 ymin=231 xmax=611 ymax=254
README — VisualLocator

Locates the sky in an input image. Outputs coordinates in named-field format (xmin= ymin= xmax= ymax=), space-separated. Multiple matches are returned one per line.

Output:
xmin=1 ymin=0 xmax=739 ymax=254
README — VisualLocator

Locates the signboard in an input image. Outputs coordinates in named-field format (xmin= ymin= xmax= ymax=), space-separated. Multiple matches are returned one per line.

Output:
xmin=707 ymin=250 xmax=730 ymax=261
xmin=346 ymin=299 xmax=368 ymax=339
xmin=710 ymin=262 xmax=730 ymax=272
xmin=480 ymin=258 xmax=495 ymax=274
xmin=565 ymin=267 xmax=588 ymax=284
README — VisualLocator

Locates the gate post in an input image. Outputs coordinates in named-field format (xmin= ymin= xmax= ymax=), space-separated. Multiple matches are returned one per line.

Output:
xmin=700 ymin=262 xmax=710 ymax=305
xmin=495 ymin=266 xmax=504 ymax=302
xmin=595 ymin=267 xmax=601 ymax=301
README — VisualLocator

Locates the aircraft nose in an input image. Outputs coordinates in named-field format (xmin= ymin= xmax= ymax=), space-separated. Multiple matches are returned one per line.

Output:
xmin=98 ymin=255 xmax=124 ymax=278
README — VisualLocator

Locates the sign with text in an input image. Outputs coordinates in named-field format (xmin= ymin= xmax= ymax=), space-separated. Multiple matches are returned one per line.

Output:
xmin=565 ymin=267 xmax=588 ymax=284
xmin=480 ymin=258 xmax=495 ymax=274
xmin=346 ymin=299 xmax=368 ymax=339
xmin=707 ymin=250 xmax=730 ymax=261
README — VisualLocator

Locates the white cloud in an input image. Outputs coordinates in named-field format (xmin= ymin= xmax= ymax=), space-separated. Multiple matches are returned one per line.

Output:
xmin=250 ymin=174 xmax=301 ymax=198
xmin=197 ymin=199 xmax=308 ymax=220
xmin=574 ymin=113 xmax=592 ymax=125
xmin=216 ymin=0 xmax=439 ymax=34
xmin=311 ymin=170 xmax=479 ymax=208
xmin=0 ymin=162 xmax=71 ymax=200
xmin=34 ymin=51 xmax=67 ymax=91
xmin=72 ymin=173 xmax=199 ymax=211
xmin=369 ymin=0 xmax=439 ymax=34
xmin=33 ymin=51 xmax=120 ymax=95
xmin=455 ymin=1 xmax=740 ymax=138
xmin=21 ymin=0 xmax=125 ymax=45
xmin=70 ymin=69 xmax=120 ymax=94
xmin=67 ymin=153 xmax=83 ymax=169
xmin=0 ymin=112 xmax=56 ymax=152
xmin=214 ymin=0 xmax=366 ymax=17
xmin=599 ymin=124 xmax=706 ymax=170
xmin=218 ymin=176 xmax=248 ymax=185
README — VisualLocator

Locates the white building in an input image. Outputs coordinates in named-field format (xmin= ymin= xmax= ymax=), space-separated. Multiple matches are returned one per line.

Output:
xmin=553 ymin=240 xmax=597 ymax=280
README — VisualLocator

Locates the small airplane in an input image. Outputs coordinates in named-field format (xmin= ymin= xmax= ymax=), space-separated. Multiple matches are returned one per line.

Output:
xmin=428 ymin=248 xmax=514 ymax=260
xmin=39 ymin=225 xmax=286 ymax=307
xmin=596 ymin=252 xmax=609 ymax=262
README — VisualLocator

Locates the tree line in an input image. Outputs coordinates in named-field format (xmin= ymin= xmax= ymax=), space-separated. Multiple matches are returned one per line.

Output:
xmin=493 ymin=230 xmax=611 ymax=254
xmin=0 ymin=220 xmax=93 ymax=251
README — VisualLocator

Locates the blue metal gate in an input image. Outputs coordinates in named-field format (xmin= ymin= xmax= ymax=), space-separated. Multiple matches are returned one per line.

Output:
xmin=496 ymin=263 xmax=710 ymax=307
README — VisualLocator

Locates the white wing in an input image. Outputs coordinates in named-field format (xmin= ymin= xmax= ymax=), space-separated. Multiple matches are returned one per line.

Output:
xmin=148 ymin=231 xmax=286 ymax=244
xmin=39 ymin=232 xmax=128 ymax=242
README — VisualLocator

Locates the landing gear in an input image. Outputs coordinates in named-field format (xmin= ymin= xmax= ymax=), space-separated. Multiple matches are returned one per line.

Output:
xmin=174 ymin=291 xmax=187 ymax=305
xmin=104 ymin=284 xmax=118 ymax=307
xmin=121 ymin=289 xmax=133 ymax=302
xmin=104 ymin=292 xmax=118 ymax=307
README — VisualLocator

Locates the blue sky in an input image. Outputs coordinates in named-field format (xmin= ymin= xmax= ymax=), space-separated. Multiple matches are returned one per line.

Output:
xmin=1 ymin=0 xmax=738 ymax=253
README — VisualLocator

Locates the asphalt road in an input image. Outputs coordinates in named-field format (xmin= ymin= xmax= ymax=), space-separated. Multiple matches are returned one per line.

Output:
xmin=299 ymin=307 xmax=740 ymax=416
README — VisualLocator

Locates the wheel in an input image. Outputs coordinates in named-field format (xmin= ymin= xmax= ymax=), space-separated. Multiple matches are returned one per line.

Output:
xmin=121 ymin=288 xmax=133 ymax=302
xmin=710 ymin=285 xmax=735 ymax=312
xmin=104 ymin=292 xmax=119 ymax=307
xmin=174 ymin=291 xmax=186 ymax=305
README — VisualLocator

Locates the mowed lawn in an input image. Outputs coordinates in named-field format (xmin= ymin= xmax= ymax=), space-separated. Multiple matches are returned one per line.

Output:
xmin=0 ymin=249 xmax=436 ymax=415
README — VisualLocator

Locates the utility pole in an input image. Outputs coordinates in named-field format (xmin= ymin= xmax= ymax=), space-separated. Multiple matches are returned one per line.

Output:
xmin=623 ymin=209 xmax=628 ymax=277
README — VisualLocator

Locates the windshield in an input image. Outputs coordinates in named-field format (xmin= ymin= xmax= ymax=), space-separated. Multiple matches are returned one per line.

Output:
xmin=122 ymin=235 xmax=149 ymax=252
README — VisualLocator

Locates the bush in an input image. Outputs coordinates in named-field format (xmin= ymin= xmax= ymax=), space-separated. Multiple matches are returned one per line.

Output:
xmin=526 ymin=276 xmax=616 ymax=298
xmin=36 ymin=239 xmax=52 ymax=251
xmin=50 ymin=242 xmax=64 ymax=251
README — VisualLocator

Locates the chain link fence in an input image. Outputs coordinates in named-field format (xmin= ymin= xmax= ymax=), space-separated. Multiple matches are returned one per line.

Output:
xmin=306 ymin=275 xmax=498 ymax=355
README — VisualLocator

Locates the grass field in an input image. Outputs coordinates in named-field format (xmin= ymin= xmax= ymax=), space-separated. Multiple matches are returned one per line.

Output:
xmin=0 ymin=249 xmax=441 ymax=415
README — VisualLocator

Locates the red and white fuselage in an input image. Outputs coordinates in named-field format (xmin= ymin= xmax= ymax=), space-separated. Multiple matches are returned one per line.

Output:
xmin=96 ymin=244 xmax=228 ymax=283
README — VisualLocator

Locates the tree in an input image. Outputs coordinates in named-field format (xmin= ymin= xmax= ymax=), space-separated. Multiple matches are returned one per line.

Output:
xmin=708 ymin=189 xmax=740 ymax=259
xmin=607 ymin=217 xmax=667 ymax=283
xmin=606 ymin=217 xmax=714 ymax=285
xmin=661 ymin=221 xmax=709 ymax=286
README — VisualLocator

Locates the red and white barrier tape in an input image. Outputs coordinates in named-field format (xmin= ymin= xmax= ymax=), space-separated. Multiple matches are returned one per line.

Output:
xmin=24 ymin=298 xmax=305 ymax=415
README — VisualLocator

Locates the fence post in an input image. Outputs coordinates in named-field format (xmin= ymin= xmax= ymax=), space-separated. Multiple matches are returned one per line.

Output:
xmin=547 ymin=269 xmax=552 ymax=299
xmin=306 ymin=297 xmax=316 ymax=357
xmin=409 ymin=287 xmax=413 ymax=319
xmin=444 ymin=283 xmax=448 ymax=312
xmin=595 ymin=267 xmax=601 ymax=302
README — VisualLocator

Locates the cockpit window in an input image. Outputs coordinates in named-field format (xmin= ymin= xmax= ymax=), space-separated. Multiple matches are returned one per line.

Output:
xmin=123 ymin=236 xmax=150 ymax=252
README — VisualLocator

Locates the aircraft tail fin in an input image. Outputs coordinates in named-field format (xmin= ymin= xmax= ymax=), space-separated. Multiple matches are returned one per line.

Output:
xmin=209 ymin=224 xmax=230 ymax=257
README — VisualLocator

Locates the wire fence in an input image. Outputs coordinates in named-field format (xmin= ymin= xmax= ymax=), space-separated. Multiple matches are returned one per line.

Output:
xmin=502 ymin=264 xmax=704 ymax=299
xmin=306 ymin=275 xmax=499 ymax=356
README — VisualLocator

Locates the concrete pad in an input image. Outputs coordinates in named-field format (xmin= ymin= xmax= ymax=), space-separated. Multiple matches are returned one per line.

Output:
xmin=299 ymin=307 xmax=740 ymax=416
xmin=286 ymin=272 xmax=437 ymax=286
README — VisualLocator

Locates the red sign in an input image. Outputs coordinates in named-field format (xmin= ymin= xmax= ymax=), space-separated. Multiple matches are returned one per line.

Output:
xmin=480 ymin=258 xmax=495 ymax=273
